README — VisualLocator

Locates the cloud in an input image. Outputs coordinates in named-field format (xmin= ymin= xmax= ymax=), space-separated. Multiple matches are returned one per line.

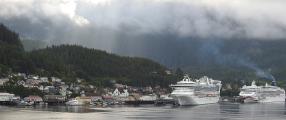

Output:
xmin=74 ymin=0 xmax=286 ymax=39
xmin=0 ymin=0 xmax=89 ymax=26
xmin=1 ymin=0 xmax=286 ymax=52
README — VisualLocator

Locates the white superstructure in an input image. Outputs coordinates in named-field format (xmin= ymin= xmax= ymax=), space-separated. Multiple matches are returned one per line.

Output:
xmin=239 ymin=81 xmax=285 ymax=103
xmin=170 ymin=75 xmax=222 ymax=105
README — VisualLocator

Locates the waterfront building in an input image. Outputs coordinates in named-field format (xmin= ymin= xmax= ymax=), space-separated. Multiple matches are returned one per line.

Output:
xmin=44 ymin=95 xmax=66 ymax=104
xmin=91 ymin=96 xmax=102 ymax=102
xmin=0 ymin=93 xmax=15 ymax=102
xmin=24 ymin=96 xmax=43 ymax=103
xmin=77 ymin=96 xmax=92 ymax=105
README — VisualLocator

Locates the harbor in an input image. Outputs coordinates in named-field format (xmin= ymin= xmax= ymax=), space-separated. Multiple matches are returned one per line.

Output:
xmin=1 ymin=75 xmax=285 ymax=107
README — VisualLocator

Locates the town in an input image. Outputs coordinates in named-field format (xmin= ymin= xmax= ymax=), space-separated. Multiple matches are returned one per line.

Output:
xmin=0 ymin=72 xmax=174 ymax=106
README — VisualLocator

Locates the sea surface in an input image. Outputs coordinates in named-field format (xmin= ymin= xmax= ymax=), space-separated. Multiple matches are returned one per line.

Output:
xmin=0 ymin=102 xmax=286 ymax=120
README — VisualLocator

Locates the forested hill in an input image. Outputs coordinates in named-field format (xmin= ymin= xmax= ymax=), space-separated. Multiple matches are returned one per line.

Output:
xmin=27 ymin=45 xmax=173 ymax=86
xmin=0 ymin=24 xmax=176 ymax=87
xmin=0 ymin=24 xmax=25 ymax=74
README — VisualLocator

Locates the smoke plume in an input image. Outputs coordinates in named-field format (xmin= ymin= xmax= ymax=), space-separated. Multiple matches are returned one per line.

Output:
xmin=200 ymin=40 xmax=276 ymax=81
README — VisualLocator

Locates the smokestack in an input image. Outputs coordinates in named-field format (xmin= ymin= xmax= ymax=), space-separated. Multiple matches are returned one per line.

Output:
xmin=271 ymin=76 xmax=277 ymax=86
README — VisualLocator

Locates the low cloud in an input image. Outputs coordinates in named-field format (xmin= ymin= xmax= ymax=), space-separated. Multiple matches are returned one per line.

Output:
xmin=1 ymin=0 xmax=286 ymax=52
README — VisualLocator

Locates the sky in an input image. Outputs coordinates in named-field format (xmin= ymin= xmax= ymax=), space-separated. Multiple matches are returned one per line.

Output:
xmin=1 ymin=0 xmax=286 ymax=52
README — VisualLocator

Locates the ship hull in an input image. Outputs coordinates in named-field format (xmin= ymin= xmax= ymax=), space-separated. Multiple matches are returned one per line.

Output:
xmin=239 ymin=95 xmax=285 ymax=103
xmin=239 ymin=96 xmax=259 ymax=103
xmin=172 ymin=95 xmax=220 ymax=105
xmin=259 ymin=95 xmax=285 ymax=103
xmin=125 ymin=100 xmax=155 ymax=105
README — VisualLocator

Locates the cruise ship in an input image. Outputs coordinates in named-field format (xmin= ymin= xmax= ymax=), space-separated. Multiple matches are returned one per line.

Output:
xmin=239 ymin=80 xmax=285 ymax=103
xmin=170 ymin=75 xmax=222 ymax=105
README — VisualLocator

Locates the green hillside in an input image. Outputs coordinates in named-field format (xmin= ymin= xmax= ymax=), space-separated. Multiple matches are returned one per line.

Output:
xmin=0 ymin=24 xmax=176 ymax=87
xmin=27 ymin=45 xmax=174 ymax=87
xmin=0 ymin=24 xmax=25 ymax=76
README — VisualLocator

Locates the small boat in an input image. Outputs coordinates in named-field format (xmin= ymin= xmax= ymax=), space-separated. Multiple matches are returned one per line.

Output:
xmin=17 ymin=100 xmax=34 ymax=106
xmin=65 ymin=99 xmax=84 ymax=106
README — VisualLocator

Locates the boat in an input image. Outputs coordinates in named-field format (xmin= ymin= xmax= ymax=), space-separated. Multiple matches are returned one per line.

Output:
xmin=170 ymin=75 xmax=222 ymax=105
xmin=239 ymin=80 xmax=285 ymax=103
xmin=65 ymin=99 xmax=84 ymax=106
xmin=17 ymin=100 xmax=34 ymax=106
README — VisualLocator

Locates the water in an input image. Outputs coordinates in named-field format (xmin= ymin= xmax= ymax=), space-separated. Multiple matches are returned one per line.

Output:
xmin=0 ymin=103 xmax=286 ymax=120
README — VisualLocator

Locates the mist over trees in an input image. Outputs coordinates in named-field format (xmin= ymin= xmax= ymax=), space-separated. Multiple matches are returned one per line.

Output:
xmin=0 ymin=24 xmax=179 ymax=88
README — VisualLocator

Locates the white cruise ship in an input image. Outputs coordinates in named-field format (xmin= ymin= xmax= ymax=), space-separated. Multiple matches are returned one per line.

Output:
xmin=170 ymin=75 xmax=222 ymax=105
xmin=239 ymin=81 xmax=285 ymax=103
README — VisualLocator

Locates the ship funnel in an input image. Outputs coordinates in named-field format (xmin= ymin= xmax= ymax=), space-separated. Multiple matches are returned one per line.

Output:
xmin=271 ymin=80 xmax=277 ymax=86
xmin=251 ymin=81 xmax=256 ymax=86
xmin=269 ymin=74 xmax=277 ymax=86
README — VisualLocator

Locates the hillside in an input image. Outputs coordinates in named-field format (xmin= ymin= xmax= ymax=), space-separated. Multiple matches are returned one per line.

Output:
xmin=21 ymin=39 xmax=47 ymax=51
xmin=0 ymin=24 xmax=176 ymax=87
xmin=111 ymin=35 xmax=286 ymax=83
xmin=0 ymin=24 xmax=25 ymax=76
xmin=27 ymin=45 xmax=174 ymax=87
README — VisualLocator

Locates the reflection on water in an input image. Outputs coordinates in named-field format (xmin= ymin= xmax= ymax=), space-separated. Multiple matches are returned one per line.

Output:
xmin=0 ymin=103 xmax=286 ymax=120
xmin=32 ymin=105 xmax=105 ymax=113
xmin=219 ymin=102 xmax=240 ymax=114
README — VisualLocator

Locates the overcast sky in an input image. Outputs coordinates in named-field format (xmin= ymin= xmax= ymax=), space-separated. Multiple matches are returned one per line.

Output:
xmin=1 ymin=0 xmax=286 ymax=51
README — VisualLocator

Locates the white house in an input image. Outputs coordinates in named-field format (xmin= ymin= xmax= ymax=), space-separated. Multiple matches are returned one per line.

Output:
xmin=51 ymin=77 xmax=62 ymax=82
xmin=40 ymin=77 xmax=49 ymax=83
xmin=112 ymin=88 xmax=129 ymax=97
xmin=112 ymin=88 xmax=120 ymax=96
